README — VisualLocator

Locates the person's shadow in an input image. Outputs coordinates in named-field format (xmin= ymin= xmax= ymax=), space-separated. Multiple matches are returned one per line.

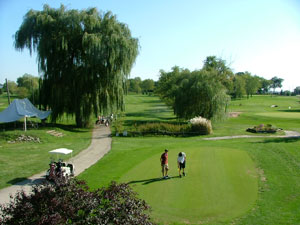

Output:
xmin=128 ymin=176 xmax=180 ymax=185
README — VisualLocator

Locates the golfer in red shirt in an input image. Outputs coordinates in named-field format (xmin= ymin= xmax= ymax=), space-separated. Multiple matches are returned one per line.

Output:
xmin=160 ymin=149 xmax=169 ymax=179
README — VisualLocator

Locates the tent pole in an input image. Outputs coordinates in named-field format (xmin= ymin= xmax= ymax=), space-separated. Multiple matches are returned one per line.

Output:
xmin=24 ymin=116 xmax=27 ymax=132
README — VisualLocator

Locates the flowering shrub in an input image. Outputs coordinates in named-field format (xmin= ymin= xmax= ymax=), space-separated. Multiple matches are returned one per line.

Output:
xmin=0 ymin=178 xmax=154 ymax=225
xmin=189 ymin=116 xmax=213 ymax=135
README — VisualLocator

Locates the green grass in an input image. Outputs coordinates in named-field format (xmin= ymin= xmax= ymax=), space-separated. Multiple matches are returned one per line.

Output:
xmin=3 ymin=93 xmax=300 ymax=224
xmin=0 ymin=126 xmax=92 ymax=189
xmin=119 ymin=144 xmax=257 ymax=224
xmin=0 ymin=94 xmax=93 ymax=189
xmin=79 ymin=94 xmax=300 ymax=224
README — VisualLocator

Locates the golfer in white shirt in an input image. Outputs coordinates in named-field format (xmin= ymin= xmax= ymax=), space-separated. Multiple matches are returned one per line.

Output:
xmin=177 ymin=152 xmax=186 ymax=178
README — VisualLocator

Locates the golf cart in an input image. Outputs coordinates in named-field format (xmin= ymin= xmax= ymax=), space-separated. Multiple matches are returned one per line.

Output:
xmin=46 ymin=148 xmax=75 ymax=181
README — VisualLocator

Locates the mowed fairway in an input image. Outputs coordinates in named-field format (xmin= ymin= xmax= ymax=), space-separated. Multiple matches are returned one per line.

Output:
xmin=79 ymin=94 xmax=300 ymax=224
xmin=256 ymin=111 xmax=300 ymax=119
xmin=120 ymin=146 xmax=257 ymax=224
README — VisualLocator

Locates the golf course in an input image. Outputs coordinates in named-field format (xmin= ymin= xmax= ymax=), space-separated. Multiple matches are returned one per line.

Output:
xmin=78 ymin=94 xmax=300 ymax=224
xmin=1 ymin=94 xmax=300 ymax=224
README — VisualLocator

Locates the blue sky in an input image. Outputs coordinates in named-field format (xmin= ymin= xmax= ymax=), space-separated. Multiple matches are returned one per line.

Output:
xmin=0 ymin=0 xmax=300 ymax=90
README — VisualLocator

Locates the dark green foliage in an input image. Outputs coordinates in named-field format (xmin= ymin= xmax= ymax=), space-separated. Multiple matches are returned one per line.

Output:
xmin=233 ymin=74 xmax=246 ymax=98
xmin=14 ymin=5 xmax=139 ymax=127
xmin=0 ymin=178 xmax=154 ymax=225
xmin=202 ymin=56 xmax=234 ymax=92
xmin=271 ymin=76 xmax=284 ymax=93
xmin=293 ymin=86 xmax=300 ymax=95
xmin=173 ymin=70 xmax=230 ymax=120
xmin=127 ymin=121 xmax=211 ymax=136
xmin=156 ymin=65 xmax=230 ymax=121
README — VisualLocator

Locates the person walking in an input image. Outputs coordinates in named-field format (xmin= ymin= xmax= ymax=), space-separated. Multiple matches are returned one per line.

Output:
xmin=160 ymin=149 xmax=169 ymax=179
xmin=177 ymin=152 xmax=186 ymax=178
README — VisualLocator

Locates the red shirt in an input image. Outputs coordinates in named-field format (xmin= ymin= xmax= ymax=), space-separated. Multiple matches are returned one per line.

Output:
xmin=161 ymin=152 xmax=168 ymax=165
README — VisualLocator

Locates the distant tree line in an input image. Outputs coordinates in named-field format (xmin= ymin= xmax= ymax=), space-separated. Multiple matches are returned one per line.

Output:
xmin=1 ymin=74 xmax=39 ymax=103
xmin=126 ymin=77 xmax=155 ymax=94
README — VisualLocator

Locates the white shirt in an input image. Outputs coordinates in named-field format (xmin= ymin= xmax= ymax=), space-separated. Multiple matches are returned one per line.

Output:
xmin=177 ymin=152 xmax=186 ymax=163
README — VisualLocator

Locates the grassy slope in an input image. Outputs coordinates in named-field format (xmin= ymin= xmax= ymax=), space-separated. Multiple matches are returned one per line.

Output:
xmin=80 ymin=94 xmax=300 ymax=224
xmin=0 ymin=94 xmax=92 ymax=189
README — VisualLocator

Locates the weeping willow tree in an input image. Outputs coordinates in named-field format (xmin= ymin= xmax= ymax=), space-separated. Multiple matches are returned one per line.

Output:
xmin=173 ymin=70 xmax=230 ymax=120
xmin=156 ymin=67 xmax=230 ymax=121
xmin=14 ymin=5 xmax=138 ymax=127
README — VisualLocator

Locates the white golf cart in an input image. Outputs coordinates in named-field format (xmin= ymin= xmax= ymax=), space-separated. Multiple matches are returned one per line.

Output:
xmin=46 ymin=148 xmax=75 ymax=181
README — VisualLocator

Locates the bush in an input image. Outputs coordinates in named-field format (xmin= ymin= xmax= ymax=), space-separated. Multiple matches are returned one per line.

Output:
xmin=189 ymin=116 xmax=213 ymax=135
xmin=246 ymin=124 xmax=277 ymax=133
xmin=137 ymin=122 xmax=188 ymax=134
xmin=0 ymin=178 xmax=154 ymax=225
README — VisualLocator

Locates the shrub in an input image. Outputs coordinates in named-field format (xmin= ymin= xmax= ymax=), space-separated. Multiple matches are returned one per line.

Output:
xmin=137 ymin=122 xmax=188 ymax=134
xmin=246 ymin=124 xmax=277 ymax=133
xmin=189 ymin=116 xmax=213 ymax=135
xmin=0 ymin=178 xmax=154 ymax=225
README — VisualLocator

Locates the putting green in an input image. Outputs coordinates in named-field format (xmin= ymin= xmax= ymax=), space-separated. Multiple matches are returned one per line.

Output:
xmin=256 ymin=112 xmax=300 ymax=119
xmin=120 ymin=147 xmax=258 ymax=224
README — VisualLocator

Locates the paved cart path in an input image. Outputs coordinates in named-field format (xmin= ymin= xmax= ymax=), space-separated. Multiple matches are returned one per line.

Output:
xmin=0 ymin=125 xmax=111 ymax=205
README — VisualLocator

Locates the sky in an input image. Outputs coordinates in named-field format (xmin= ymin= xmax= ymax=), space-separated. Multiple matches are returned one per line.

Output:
xmin=0 ymin=0 xmax=300 ymax=91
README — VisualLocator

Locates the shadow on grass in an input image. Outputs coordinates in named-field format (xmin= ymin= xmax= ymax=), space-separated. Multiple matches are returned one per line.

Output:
xmin=128 ymin=176 xmax=180 ymax=185
xmin=258 ymin=137 xmax=300 ymax=143
xmin=0 ymin=122 xmax=89 ymax=133
xmin=7 ymin=176 xmax=46 ymax=186
xmin=277 ymin=109 xmax=300 ymax=113
xmin=7 ymin=177 xmax=28 ymax=185
xmin=47 ymin=123 xmax=88 ymax=133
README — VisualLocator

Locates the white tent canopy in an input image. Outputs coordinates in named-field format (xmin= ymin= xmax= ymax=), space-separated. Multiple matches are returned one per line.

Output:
xmin=0 ymin=98 xmax=51 ymax=123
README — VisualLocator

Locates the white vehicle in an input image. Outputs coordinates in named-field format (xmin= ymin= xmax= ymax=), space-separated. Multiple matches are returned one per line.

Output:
xmin=46 ymin=148 xmax=75 ymax=181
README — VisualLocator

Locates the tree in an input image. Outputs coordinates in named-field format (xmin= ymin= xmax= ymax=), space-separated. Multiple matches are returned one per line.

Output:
xmin=156 ymin=66 xmax=230 ymax=120
xmin=258 ymin=78 xmax=272 ymax=94
xmin=15 ymin=5 xmax=139 ymax=127
xmin=243 ymin=72 xmax=261 ymax=98
xmin=141 ymin=79 xmax=155 ymax=94
xmin=270 ymin=76 xmax=284 ymax=95
xmin=0 ymin=178 xmax=154 ymax=225
xmin=202 ymin=56 xmax=234 ymax=92
xmin=3 ymin=80 xmax=18 ymax=95
xmin=155 ymin=66 xmax=190 ymax=107
xmin=127 ymin=77 xmax=142 ymax=93
xmin=173 ymin=70 xmax=230 ymax=120
xmin=17 ymin=73 xmax=39 ymax=91
xmin=232 ymin=74 xmax=246 ymax=98
xmin=16 ymin=87 xmax=29 ymax=98
xmin=294 ymin=86 xmax=300 ymax=95
xmin=16 ymin=73 xmax=39 ymax=99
